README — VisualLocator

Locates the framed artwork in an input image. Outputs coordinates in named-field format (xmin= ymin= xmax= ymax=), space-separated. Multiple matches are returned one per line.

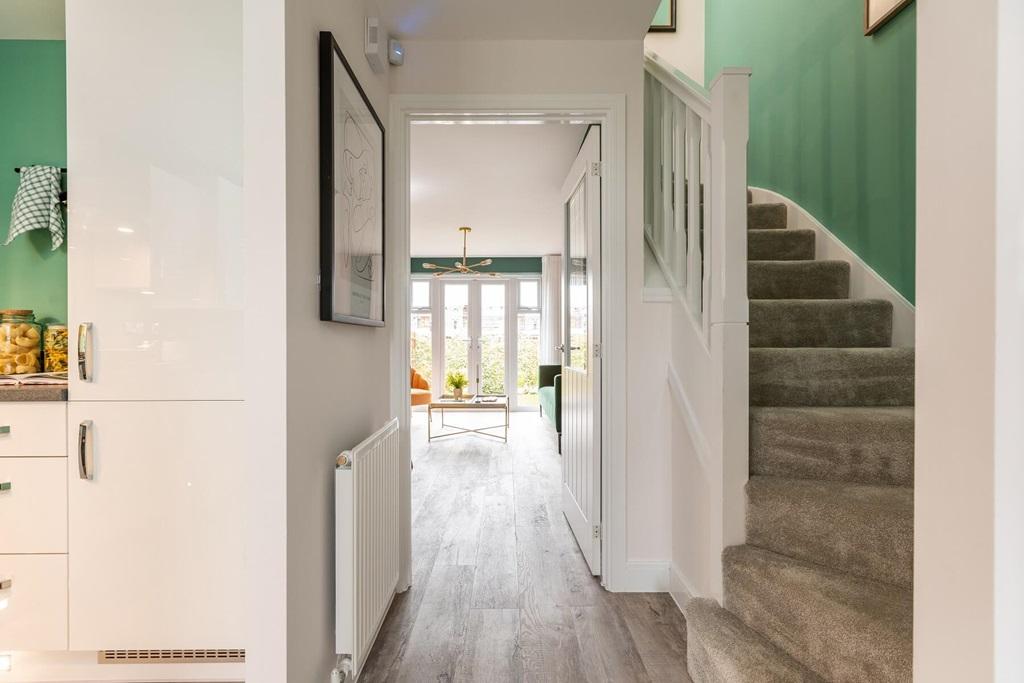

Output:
xmin=319 ymin=31 xmax=386 ymax=326
xmin=649 ymin=0 xmax=676 ymax=33
xmin=865 ymin=0 xmax=913 ymax=35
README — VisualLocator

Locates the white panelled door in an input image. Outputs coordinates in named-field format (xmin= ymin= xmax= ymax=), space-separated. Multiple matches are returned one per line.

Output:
xmin=561 ymin=126 xmax=602 ymax=574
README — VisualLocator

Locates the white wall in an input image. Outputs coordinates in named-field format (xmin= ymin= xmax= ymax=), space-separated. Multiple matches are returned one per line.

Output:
xmin=245 ymin=0 xmax=391 ymax=681
xmin=916 ymin=0 xmax=1024 ymax=679
xmin=391 ymin=39 xmax=672 ymax=575
xmin=643 ymin=0 xmax=704 ymax=85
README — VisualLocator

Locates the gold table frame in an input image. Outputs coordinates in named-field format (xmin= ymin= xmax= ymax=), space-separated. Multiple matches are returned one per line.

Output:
xmin=427 ymin=395 xmax=509 ymax=443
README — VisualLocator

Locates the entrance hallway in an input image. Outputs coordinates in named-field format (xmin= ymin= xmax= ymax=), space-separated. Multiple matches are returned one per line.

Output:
xmin=360 ymin=412 xmax=692 ymax=681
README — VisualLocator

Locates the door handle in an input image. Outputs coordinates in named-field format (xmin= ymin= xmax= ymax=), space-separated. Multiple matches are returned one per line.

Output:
xmin=78 ymin=323 xmax=93 ymax=381
xmin=78 ymin=420 xmax=94 ymax=480
xmin=556 ymin=344 xmax=565 ymax=352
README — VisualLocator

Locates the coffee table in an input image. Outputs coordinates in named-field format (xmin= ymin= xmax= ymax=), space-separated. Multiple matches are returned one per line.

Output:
xmin=428 ymin=395 xmax=509 ymax=442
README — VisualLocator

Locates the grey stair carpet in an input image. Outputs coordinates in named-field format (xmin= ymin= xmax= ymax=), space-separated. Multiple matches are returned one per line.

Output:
xmin=748 ymin=261 xmax=850 ymax=299
xmin=750 ymin=348 xmax=914 ymax=407
xmin=686 ymin=196 xmax=913 ymax=683
xmin=750 ymin=299 xmax=892 ymax=347
xmin=749 ymin=407 xmax=914 ymax=486
xmin=685 ymin=599 xmax=824 ymax=683
xmin=745 ymin=476 xmax=913 ymax=587
xmin=723 ymin=546 xmax=912 ymax=682
xmin=748 ymin=229 xmax=816 ymax=261
xmin=748 ymin=202 xmax=787 ymax=229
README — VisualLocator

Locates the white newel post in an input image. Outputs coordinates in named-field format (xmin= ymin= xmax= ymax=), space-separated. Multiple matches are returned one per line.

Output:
xmin=710 ymin=68 xmax=751 ymax=566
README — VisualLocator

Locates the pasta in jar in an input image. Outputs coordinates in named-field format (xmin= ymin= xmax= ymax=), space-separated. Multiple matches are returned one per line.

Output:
xmin=44 ymin=325 xmax=68 ymax=373
xmin=0 ymin=310 xmax=43 ymax=375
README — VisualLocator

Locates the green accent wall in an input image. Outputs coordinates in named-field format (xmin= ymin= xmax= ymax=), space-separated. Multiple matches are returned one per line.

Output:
xmin=706 ymin=2 xmax=916 ymax=301
xmin=411 ymin=257 xmax=542 ymax=275
xmin=0 ymin=40 xmax=68 ymax=323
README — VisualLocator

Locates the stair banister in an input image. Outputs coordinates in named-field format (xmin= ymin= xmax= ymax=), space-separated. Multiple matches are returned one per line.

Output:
xmin=645 ymin=52 xmax=751 ymax=601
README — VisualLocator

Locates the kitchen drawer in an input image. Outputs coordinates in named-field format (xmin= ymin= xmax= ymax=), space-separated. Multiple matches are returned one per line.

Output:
xmin=0 ymin=403 xmax=66 ymax=458
xmin=0 ymin=554 xmax=68 ymax=650
xmin=0 ymin=458 xmax=67 ymax=553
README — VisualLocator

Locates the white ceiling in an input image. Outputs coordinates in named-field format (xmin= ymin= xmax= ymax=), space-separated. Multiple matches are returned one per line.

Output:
xmin=410 ymin=122 xmax=588 ymax=257
xmin=377 ymin=0 xmax=661 ymax=41
xmin=0 ymin=0 xmax=64 ymax=39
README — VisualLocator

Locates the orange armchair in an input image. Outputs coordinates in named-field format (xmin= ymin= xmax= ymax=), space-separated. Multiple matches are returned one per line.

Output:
xmin=411 ymin=368 xmax=432 ymax=406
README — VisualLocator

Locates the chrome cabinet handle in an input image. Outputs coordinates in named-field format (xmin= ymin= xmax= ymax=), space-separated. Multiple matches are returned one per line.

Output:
xmin=78 ymin=322 xmax=92 ymax=381
xmin=0 ymin=426 xmax=9 ymax=435
xmin=78 ymin=420 xmax=93 ymax=480
xmin=0 ymin=482 xmax=10 ymax=492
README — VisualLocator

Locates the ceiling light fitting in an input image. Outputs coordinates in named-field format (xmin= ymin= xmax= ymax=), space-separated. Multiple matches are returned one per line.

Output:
xmin=421 ymin=227 xmax=499 ymax=278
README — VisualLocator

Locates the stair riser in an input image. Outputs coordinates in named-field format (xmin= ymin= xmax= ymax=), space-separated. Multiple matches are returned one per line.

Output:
xmin=723 ymin=547 xmax=912 ymax=682
xmin=748 ymin=229 xmax=816 ymax=261
xmin=746 ymin=477 xmax=913 ymax=587
xmin=750 ymin=407 xmax=914 ymax=487
xmin=749 ymin=203 xmax=788 ymax=230
xmin=750 ymin=349 xmax=915 ymax=407
xmin=749 ymin=300 xmax=893 ymax=348
xmin=749 ymin=261 xmax=850 ymax=300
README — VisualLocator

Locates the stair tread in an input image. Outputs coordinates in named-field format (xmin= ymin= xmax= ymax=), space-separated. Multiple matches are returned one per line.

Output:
xmin=750 ymin=347 xmax=915 ymax=407
xmin=723 ymin=545 xmax=912 ymax=682
xmin=748 ymin=229 xmax=816 ymax=261
xmin=750 ymin=406 xmax=914 ymax=486
xmin=749 ymin=299 xmax=893 ymax=348
xmin=746 ymin=476 xmax=913 ymax=587
xmin=749 ymin=261 xmax=850 ymax=300
xmin=685 ymin=598 xmax=824 ymax=683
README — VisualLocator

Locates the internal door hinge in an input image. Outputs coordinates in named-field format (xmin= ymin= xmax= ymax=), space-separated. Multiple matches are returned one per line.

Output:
xmin=591 ymin=161 xmax=602 ymax=178
xmin=593 ymin=524 xmax=601 ymax=539
xmin=593 ymin=343 xmax=602 ymax=359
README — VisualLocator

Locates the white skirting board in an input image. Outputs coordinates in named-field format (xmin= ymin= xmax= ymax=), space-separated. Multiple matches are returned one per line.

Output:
xmin=749 ymin=187 xmax=916 ymax=347
xmin=668 ymin=563 xmax=697 ymax=615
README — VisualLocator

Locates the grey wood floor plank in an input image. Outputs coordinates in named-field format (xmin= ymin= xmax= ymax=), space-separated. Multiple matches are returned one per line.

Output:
xmin=454 ymin=608 xmax=522 ymax=682
xmin=572 ymin=602 xmax=653 ymax=683
xmin=361 ymin=413 xmax=690 ymax=682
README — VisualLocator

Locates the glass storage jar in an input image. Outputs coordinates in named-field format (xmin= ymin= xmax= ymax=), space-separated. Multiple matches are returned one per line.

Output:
xmin=44 ymin=324 xmax=69 ymax=373
xmin=0 ymin=310 xmax=43 ymax=375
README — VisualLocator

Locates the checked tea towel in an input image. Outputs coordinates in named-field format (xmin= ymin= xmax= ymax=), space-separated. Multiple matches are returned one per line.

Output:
xmin=5 ymin=165 xmax=65 ymax=250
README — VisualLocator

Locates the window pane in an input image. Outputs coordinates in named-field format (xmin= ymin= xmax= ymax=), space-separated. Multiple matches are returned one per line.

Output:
xmin=568 ymin=182 xmax=588 ymax=371
xmin=519 ymin=280 xmax=539 ymax=309
xmin=411 ymin=280 xmax=430 ymax=309
xmin=517 ymin=312 xmax=540 ymax=407
xmin=480 ymin=283 xmax=506 ymax=395
xmin=443 ymin=283 xmax=469 ymax=393
xmin=410 ymin=313 xmax=432 ymax=384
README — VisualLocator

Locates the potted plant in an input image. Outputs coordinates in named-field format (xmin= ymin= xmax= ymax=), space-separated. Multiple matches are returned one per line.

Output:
xmin=446 ymin=371 xmax=468 ymax=400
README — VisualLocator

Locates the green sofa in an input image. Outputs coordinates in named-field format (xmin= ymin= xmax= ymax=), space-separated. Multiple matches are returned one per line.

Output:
xmin=538 ymin=364 xmax=562 ymax=453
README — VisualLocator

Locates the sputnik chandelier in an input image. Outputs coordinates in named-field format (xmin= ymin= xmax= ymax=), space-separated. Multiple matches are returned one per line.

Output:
xmin=421 ymin=226 xmax=500 ymax=278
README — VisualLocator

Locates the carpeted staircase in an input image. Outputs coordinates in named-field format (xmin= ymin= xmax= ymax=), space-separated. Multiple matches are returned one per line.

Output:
xmin=685 ymin=194 xmax=914 ymax=682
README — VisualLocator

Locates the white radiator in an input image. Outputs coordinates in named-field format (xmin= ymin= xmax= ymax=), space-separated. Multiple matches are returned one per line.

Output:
xmin=335 ymin=417 xmax=401 ymax=677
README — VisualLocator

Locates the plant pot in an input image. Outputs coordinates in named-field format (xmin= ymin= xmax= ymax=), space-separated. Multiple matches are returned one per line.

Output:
xmin=453 ymin=387 xmax=463 ymax=400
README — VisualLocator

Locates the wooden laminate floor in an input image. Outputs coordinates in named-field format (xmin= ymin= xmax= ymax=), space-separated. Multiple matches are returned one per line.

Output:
xmin=360 ymin=410 xmax=692 ymax=682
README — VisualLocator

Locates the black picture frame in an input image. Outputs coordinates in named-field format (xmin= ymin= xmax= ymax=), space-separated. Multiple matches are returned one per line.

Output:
xmin=648 ymin=0 xmax=677 ymax=33
xmin=319 ymin=31 xmax=386 ymax=326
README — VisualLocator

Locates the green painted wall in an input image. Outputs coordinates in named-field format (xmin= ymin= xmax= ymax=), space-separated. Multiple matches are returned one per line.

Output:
xmin=706 ymin=2 xmax=916 ymax=301
xmin=411 ymin=257 xmax=542 ymax=275
xmin=0 ymin=40 xmax=68 ymax=323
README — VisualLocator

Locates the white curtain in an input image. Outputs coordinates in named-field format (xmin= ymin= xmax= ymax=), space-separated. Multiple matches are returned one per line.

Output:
xmin=540 ymin=254 xmax=562 ymax=365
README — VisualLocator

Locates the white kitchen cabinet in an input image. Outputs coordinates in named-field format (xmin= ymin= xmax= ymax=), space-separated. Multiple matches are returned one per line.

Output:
xmin=66 ymin=401 xmax=244 ymax=650
xmin=0 ymin=554 xmax=68 ymax=651
xmin=0 ymin=458 xmax=67 ymax=554
xmin=0 ymin=403 xmax=66 ymax=457
xmin=66 ymin=0 xmax=243 ymax=401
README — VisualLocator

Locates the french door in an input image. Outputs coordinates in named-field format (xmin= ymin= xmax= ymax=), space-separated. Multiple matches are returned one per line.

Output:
xmin=442 ymin=280 xmax=508 ymax=398
xmin=412 ymin=277 xmax=542 ymax=409
xmin=561 ymin=125 xmax=602 ymax=574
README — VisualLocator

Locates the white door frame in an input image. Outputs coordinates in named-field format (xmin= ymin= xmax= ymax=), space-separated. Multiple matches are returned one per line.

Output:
xmin=388 ymin=94 xmax=628 ymax=591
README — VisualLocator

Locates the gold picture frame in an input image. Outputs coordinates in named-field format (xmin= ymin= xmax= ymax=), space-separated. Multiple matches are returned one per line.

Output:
xmin=865 ymin=0 xmax=913 ymax=35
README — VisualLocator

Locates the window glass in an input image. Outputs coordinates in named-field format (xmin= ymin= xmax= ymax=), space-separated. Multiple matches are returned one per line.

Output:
xmin=411 ymin=280 xmax=431 ymax=309
xmin=519 ymin=280 xmax=539 ymax=309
